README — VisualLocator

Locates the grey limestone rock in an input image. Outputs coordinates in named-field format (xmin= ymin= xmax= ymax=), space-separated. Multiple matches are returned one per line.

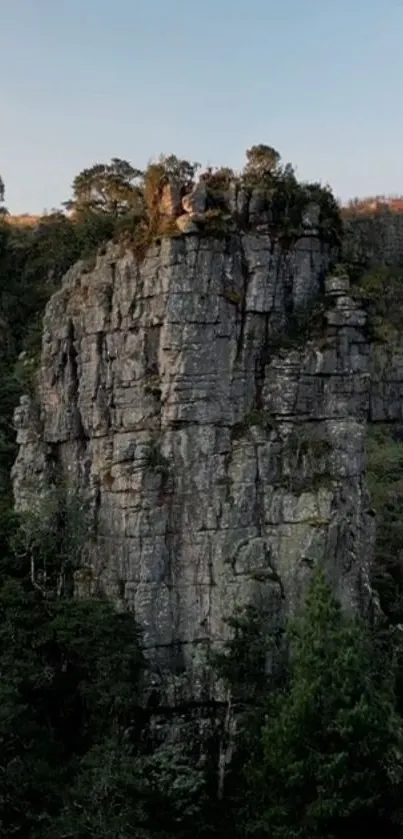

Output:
xmin=182 ymin=180 xmax=208 ymax=217
xmin=159 ymin=180 xmax=183 ymax=219
xmin=12 ymin=231 xmax=374 ymax=681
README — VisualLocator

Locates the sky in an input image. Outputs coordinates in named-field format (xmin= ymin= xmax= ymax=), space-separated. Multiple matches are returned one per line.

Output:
xmin=1 ymin=0 xmax=403 ymax=214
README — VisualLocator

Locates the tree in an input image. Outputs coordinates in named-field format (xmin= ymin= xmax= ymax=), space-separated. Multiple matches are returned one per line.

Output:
xmin=0 ymin=577 xmax=145 ymax=837
xmin=14 ymin=486 xmax=92 ymax=598
xmin=65 ymin=158 xmax=143 ymax=217
xmin=22 ymin=212 xmax=79 ymax=282
xmin=244 ymin=144 xmax=281 ymax=178
xmin=157 ymin=154 xmax=199 ymax=192
xmin=141 ymin=155 xmax=199 ymax=220
xmin=53 ymin=736 xmax=207 ymax=839
xmin=244 ymin=570 xmax=403 ymax=839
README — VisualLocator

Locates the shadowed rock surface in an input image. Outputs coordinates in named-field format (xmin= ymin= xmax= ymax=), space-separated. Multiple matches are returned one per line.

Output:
xmin=12 ymin=223 xmax=374 ymax=682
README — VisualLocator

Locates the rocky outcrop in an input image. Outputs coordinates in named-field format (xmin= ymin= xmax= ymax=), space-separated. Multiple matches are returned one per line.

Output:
xmin=12 ymin=227 xmax=374 ymax=682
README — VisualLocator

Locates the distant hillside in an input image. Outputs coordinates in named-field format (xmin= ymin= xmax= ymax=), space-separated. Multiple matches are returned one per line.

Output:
xmin=5 ymin=213 xmax=42 ymax=227
xmin=343 ymin=204 xmax=403 ymax=272
xmin=6 ymin=193 xmax=403 ymax=229
xmin=342 ymin=196 xmax=403 ymax=218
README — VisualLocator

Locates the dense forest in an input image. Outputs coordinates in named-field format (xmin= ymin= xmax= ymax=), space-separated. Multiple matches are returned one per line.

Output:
xmin=2 ymin=147 xmax=403 ymax=837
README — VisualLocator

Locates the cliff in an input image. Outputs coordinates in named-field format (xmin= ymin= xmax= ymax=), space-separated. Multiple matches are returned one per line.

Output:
xmin=12 ymin=213 xmax=374 ymax=681
xmin=343 ymin=208 xmax=403 ymax=271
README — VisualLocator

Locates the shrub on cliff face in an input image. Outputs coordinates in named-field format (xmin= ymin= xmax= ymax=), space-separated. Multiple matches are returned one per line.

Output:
xmin=13 ymin=486 xmax=92 ymax=598
xmin=366 ymin=423 xmax=403 ymax=624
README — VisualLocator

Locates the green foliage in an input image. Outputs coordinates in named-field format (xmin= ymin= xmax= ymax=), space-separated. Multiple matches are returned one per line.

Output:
xmin=276 ymin=428 xmax=333 ymax=493
xmin=213 ymin=605 xmax=275 ymax=705
xmin=12 ymin=486 xmax=92 ymax=598
xmin=366 ymin=424 xmax=403 ymax=622
xmin=342 ymin=207 xmax=403 ymax=280
xmin=22 ymin=212 xmax=80 ymax=283
xmin=285 ymin=430 xmax=332 ymax=478
xmin=53 ymin=736 xmax=206 ymax=839
xmin=353 ymin=265 xmax=403 ymax=342
xmin=271 ymin=294 xmax=327 ymax=351
xmin=242 ymin=570 xmax=403 ymax=839
xmin=244 ymin=144 xmax=282 ymax=179
xmin=0 ymin=216 xmax=66 ymax=570
xmin=201 ymin=166 xmax=235 ymax=212
xmin=144 ymin=372 xmax=161 ymax=397
xmin=241 ymin=146 xmax=342 ymax=247
xmin=2 ymin=163 xmax=403 ymax=839
xmin=0 ymin=575 xmax=145 ymax=837
xmin=57 ymin=144 xmax=340 ymax=253
xmin=157 ymin=153 xmax=199 ymax=192
xmin=199 ymin=208 xmax=234 ymax=239
xmin=65 ymin=158 xmax=143 ymax=218
xmin=199 ymin=151 xmax=341 ymax=246
xmin=231 ymin=408 xmax=277 ymax=439
xmin=144 ymin=439 xmax=170 ymax=479
xmin=343 ymin=259 xmax=403 ymax=624
xmin=74 ymin=207 xmax=118 ymax=257
xmin=0 ymin=486 xmax=209 ymax=838
xmin=0 ymin=561 xmax=208 ymax=838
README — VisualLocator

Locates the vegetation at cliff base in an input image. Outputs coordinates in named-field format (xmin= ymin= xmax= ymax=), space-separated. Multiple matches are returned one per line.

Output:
xmin=0 ymin=494 xmax=207 ymax=839
xmin=241 ymin=572 xmax=403 ymax=839
xmin=2 ymin=500 xmax=403 ymax=837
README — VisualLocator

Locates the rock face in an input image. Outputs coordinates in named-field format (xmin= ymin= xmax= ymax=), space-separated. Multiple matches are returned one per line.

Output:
xmin=344 ymin=210 xmax=403 ymax=268
xmin=12 ymin=228 xmax=374 ymax=679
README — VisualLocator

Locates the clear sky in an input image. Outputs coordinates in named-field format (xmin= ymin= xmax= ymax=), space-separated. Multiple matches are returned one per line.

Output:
xmin=1 ymin=0 xmax=403 ymax=213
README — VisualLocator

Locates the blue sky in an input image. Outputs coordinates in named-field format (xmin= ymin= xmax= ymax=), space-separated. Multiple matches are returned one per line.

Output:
xmin=1 ymin=0 xmax=402 ymax=213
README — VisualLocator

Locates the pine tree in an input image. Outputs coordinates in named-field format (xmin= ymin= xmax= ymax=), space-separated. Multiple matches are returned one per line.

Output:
xmin=245 ymin=569 xmax=403 ymax=839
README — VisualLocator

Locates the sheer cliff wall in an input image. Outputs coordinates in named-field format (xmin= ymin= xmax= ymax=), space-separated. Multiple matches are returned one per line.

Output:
xmin=344 ymin=209 xmax=403 ymax=270
xmin=12 ymin=227 xmax=374 ymax=677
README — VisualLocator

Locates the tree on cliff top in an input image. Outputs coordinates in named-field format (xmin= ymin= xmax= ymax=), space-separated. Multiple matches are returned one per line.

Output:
xmin=64 ymin=158 xmax=143 ymax=218
xmin=244 ymin=144 xmax=282 ymax=178
xmin=157 ymin=154 xmax=199 ymax=191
